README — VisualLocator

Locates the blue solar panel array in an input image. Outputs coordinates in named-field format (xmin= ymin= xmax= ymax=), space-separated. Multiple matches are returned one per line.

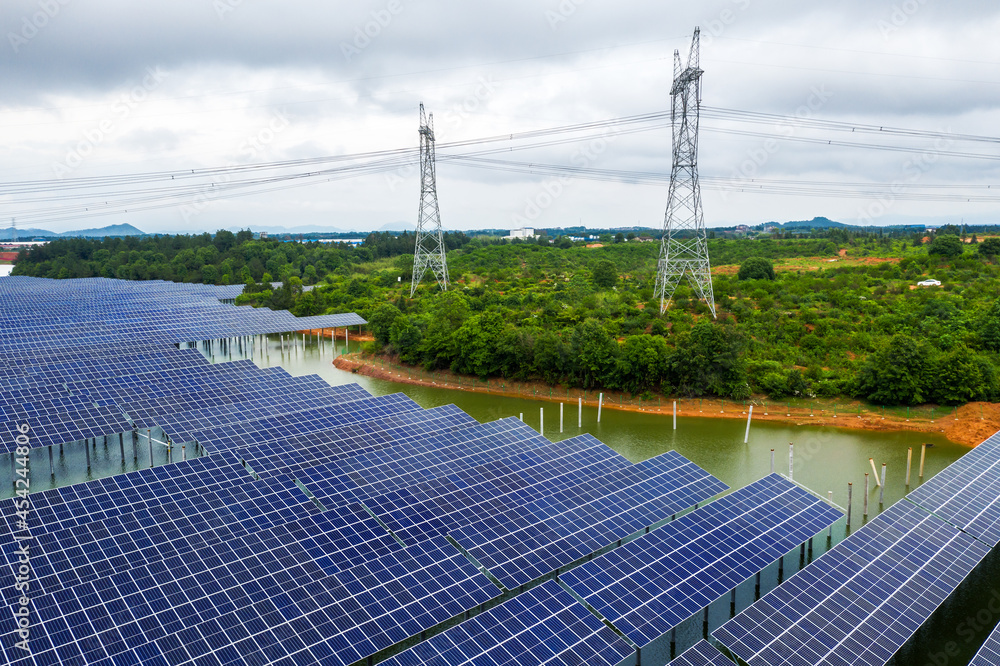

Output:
xmin=0 ymin=277 xmax=848 ymax=666
xmin=671 ymin=640 xmax=736 ymax=666
xmin=970 ymin=623 xmax=1000 ymax=666
xmin=714 ymin=500 xmax=991 ymax=666
xmin=381 ymin=580 xmax=635 ymax=666
xmin=906 ymin=430 xmax=1000 ymax=547
xmin=562 ymin=474 xmax=841 ymax=647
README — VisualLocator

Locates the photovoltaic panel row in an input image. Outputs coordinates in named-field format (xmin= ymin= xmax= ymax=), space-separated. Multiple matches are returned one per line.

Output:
xmin=69 ymin=358 xmax=281 ymax=405
xmin=367 ymin=433 xmax=634 ymax=546
xmin=0 ymin=346 xmax=206 ymax=381
xmin=119 ymin=372 xmax=339 ymax=428
xmin=237 ymin=403 xmax=479 ymax=478
xmin=672 ymin=640 xmax=736 ymax=666
xmin=187 ymin=391 xmax=423 ymax=453
xmin=0 ymin=403 xmax=134 ymax=452
xmin=970 ymin=622 xmax=1000 ymax=666
xmin=1 ymin=473 xmax=318 ymax=596
xmin=153 ymin=382 xmax=373 ymax=442
xmin=0 ymin=348 xmax=209 ymax=393
xmin=0 ymin=456 xmax=252 ymax=537
xmin=714 ymin=500 xmax=991 ymax=666
xmin=1 ymin=508 xmax=498 ymax=666
xmin=381 ymin=579 xmax=635 ymax=666
xmin=450 ymin=449 xmax=729 ymax=590
xmin=296 ymin=417 xmax=553 ymax=508
xmin=562 ymin=474 xmax=841 ymax=647
xmin=906 ymin=430 xmax=1000 ymax=546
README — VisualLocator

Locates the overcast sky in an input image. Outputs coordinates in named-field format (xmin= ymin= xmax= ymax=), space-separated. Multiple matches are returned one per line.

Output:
xmin=2 ymin=0 xmax=999 ymax=234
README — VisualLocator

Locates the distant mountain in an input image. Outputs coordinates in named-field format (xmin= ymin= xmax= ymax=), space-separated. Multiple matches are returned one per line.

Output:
xmin=0 ymin=224 xmax=145 ymax=240
xmin=67 ymin=224 xmax=145 ymax=237
xmin=0 ymin=227 xmax=58 ymax=240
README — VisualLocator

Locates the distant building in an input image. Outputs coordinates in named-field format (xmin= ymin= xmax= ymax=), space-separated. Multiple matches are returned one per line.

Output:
xmin=734 ymin=225 xmax=751 ymax=235
xmin=508 ymin=228 xmax=536 ymax=239
xmin=259 ymin=231 xmax=268 ymax=239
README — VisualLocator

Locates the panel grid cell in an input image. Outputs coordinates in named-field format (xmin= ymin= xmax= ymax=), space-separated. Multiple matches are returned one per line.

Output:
xmin=714 ymin=500 xmax=991 ymax=666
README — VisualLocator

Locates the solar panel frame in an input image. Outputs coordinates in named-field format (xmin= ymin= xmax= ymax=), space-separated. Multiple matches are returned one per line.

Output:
xmin=714 ymin=500 xmax=991 ymax=666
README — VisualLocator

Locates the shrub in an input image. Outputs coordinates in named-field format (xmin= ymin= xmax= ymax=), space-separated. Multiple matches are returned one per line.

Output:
xmin=738 ymin=257 xmax=776 ymax=281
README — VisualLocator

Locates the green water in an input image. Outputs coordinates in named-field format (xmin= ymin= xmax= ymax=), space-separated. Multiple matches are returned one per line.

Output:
xmin=7 ymin=333 xmax=996 ymax=664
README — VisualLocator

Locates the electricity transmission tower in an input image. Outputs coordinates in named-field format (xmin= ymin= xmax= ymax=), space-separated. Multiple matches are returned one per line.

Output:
xmin=9 ymin=218 xmax=15 ymax=243
xmin=410 ymin=103 xmax=449 ymax=296
xmin=654 ymin=28 xmax=716 ymax=318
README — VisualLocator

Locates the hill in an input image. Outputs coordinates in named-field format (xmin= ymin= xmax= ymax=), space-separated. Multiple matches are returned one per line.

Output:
xmin=0 ymin=224 xmax=145 ymax=240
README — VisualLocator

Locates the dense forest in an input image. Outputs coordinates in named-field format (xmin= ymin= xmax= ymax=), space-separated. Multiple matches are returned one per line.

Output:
xmin=14 ymin=227 xmax=1000 ymax=406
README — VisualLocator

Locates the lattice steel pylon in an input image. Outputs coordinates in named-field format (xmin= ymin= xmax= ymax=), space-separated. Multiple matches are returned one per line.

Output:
xmin=654 ymin=28 xmax=716 ymax=318
xmin=410 ymin=103 xmax=449 ymax=296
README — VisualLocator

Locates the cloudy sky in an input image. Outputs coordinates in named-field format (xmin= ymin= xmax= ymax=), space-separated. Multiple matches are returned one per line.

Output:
xmin=2 ymin=0 xmax=999 ymax=234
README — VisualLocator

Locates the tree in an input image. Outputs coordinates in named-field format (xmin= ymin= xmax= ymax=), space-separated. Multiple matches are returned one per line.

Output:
xmin=854 ymin=334 xmax=931 ymax=405
xmin=389 ymin=316 xmax=422 ymax=364
xmin=614 ymin=233 xmax=625 ymax=243
xmin=451 ymin=311 xmax=506 ymax=378
xmin=928 ymin=234 xmax=963 ymax=257
xmin=615 ymin=335 xmax=669 ymax=394
xmin=533 ymin=330 xmax=568 ymax=384
xmin=591 ymin=260 xmax=618 ymax=289
xmin=931 ymin=346 xmax=983 ymax=405
xmin=980 ymin=300 xmax=1000 ymax=351
xmin=201 ymin=264 xmax=218 ymax=284
xmin=368 ymin=303 xmax=402 ymax=345
xmin=978 ymin=237 xmax=1000 ymax=257
xmin=667 ymin=321 xmax=747 ymax=396
xmin=737 ymin=257 xmax=775 ymax=281
xmin=571 ymin=319 xmax=618 ymax=388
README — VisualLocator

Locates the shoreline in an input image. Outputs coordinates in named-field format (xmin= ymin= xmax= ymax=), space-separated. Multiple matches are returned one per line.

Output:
xmin=333 ymin=354 xmax=1000 ymax=447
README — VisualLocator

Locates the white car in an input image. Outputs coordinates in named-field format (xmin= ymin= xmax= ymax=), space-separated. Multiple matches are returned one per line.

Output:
xmin=917 ymin=279 xmax=942 ymax=287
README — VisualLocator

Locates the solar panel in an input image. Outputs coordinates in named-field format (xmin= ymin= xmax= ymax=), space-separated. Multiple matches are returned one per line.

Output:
xmin=296 ymin=417 xmax=553 ymax=507
xmin=714 ymin=500 xmax=991 ymax=666
xmin=368 ymin=433 xmax=632 ymax=546
xmin=970 ymin=623 xmax=1000 ymax=666
xmin=188 ymin=392 xmax=423 ymax=453
xmin=451 ymin=450 xmax=729 ymax=590
xmin=906 ymin=431 xmax=1000 ymax=546
xmin=672 ymin=640 xmax=736 ymax=666
xmin=380 ymin=580 xmax=635 ymax=666
xmin=1 ymin=504 xmax=498 ymax=666
xmin=238 ymin=403 xmax=479 ymax=478
xmin=561 ymin=474 xmax=840 ymax=647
